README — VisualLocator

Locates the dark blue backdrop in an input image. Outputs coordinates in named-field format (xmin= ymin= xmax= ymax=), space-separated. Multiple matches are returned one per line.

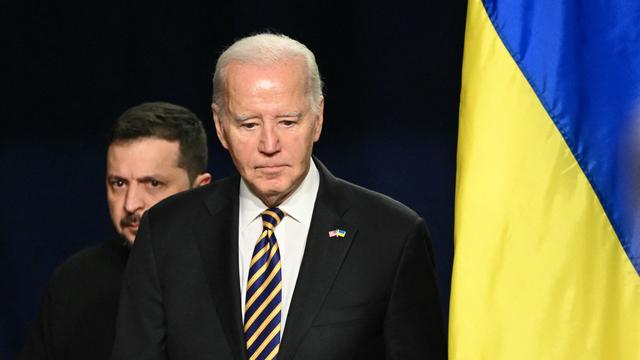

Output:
xmin=2 ymin=0 xmax=466 ymax=357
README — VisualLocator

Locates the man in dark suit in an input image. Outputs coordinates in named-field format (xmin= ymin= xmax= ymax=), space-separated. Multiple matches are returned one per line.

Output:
xmin=18 ymin=102 xmax=211 ymax=360
xmin=111 ymin=33 xmax=446 ymax=360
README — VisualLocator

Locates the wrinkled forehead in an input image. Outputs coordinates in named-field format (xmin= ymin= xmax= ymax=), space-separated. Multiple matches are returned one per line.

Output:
xmin=222 ymin=59 xmax=309 ymax=107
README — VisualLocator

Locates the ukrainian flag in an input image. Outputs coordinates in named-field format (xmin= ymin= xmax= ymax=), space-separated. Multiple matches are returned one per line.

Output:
xmin=450 ymin=0 xmax=640 ymax=358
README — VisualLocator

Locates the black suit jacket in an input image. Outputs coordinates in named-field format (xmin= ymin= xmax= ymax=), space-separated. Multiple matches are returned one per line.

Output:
xmin=111 ymin=159 xmax=445 ymax=359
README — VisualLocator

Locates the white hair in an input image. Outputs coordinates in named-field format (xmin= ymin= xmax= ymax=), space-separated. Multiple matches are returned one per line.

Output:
xmin=212 ymin=33 xmax=324 ymax=115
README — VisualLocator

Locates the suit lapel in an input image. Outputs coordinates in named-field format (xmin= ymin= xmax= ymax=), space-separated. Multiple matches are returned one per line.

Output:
xmin=194 ymin=177 xmax=248 ymax=360
xmin=279 ymin=160 xmax=358 ymax=360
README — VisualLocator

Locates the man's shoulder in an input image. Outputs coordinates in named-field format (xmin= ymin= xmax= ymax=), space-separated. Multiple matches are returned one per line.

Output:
xmin=327 ymin=174 xmax=422 ymax=224
xmin=31 ymin=239 xmax=124 ymax=359
xmin=148 ymin=175 xmax=238 ymax=218
xmin=139 ymin=175 xmax=239 ymax=235
xmin=47 ymin=239 xmax=121 ymax=296
xmin=53 ymin=240 xmax=109 ymax=276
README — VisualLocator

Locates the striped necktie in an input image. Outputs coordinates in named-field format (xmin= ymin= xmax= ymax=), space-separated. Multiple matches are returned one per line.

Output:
xmin=244 ymin=208 xmax=285 ymax=360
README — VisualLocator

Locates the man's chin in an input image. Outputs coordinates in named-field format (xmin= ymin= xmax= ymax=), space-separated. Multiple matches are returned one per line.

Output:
xmin=253 ymin=185 xmax=296 ymax=207
xmin=120 ymin=229 xmax=137 ymax=245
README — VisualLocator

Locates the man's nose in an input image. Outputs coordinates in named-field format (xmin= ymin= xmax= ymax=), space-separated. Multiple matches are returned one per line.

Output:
xmin=123 ymin=185 xmax=145 ymax=214
xmin=258 ymin=125 xmax=281 ymax=155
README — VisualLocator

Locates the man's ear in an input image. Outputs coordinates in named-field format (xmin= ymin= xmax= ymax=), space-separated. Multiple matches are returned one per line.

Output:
xmin=212 ymin=104 xmax=229 ymax=149
xmin=192 ymin=172 xmax=212 ymax=187
xmin=313 ymin=96 xmax=324 ymax=142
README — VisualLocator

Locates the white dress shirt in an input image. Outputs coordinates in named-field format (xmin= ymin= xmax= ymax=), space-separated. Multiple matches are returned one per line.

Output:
xmin=238 ymin=160 xmax=320 ymax=333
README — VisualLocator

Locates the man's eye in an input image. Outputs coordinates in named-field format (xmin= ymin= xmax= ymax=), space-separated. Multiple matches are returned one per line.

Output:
xmin=113 ymin=180 xmax=125 ymax=187
xmin=281 ymin=120 xmax=296 ymax=127
xmin=150 ymin=180 xmax=161 ymax=187
xmin=242 ymin=122 xmax=258 ymax=129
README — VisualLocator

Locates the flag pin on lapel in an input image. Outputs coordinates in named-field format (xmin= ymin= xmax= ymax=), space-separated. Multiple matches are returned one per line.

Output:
xmin=328 ymin=229 xmax=346 ymax=238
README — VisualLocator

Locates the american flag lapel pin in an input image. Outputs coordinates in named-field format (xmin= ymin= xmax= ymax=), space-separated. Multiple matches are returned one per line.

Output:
xmin=328 ymin=229 xmax=347 ymax=238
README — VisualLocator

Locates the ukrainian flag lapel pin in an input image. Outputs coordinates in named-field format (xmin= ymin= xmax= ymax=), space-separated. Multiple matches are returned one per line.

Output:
xmin=328 ymin=229 xmax=347 ymax=238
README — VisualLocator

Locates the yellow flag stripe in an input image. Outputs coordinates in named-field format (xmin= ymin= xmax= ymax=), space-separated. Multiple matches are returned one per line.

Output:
xmin=449 ymin=0 xmax=640 ymax=358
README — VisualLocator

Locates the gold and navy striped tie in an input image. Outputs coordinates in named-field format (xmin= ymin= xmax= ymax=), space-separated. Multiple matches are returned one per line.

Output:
xmin=244 ymin=208 xmax=284 ymax=360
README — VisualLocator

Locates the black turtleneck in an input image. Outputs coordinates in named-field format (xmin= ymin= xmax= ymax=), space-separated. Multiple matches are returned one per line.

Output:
xmin=18 ymin=237 xmax=130 ymax=360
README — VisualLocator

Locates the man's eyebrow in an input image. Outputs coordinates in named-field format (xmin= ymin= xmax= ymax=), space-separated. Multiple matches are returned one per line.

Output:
xmin=231 ymin=112 xmax=301 ymax=122
xmin=232 ymin=114 xmax=256 ymax=122
xmin=276 ymin=112 xmax=302 ymax=118
xmin=138 ymin=175 xmax=164 ymax=182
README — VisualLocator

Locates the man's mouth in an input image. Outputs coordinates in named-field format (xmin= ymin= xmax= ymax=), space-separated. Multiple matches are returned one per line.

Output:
xmin=121 ymin=214 xmax=141 ymax=231
xmin=257 ymin=164 xmax=286 ymax=173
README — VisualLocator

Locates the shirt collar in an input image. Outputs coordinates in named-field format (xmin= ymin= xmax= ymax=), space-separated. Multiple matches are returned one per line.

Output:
xmin=239 ymin=160 xmax=320 ymax=230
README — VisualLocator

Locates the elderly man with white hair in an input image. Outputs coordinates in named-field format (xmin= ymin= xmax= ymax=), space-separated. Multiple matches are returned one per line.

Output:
xmin=111 ymin=33 xmax=446 ymax=360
